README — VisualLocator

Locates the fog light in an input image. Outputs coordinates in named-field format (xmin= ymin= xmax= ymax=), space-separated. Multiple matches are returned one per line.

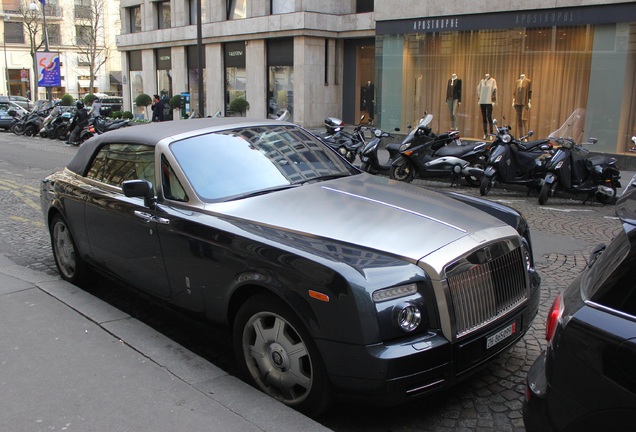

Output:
xmin=394 ymin=303 xmax=421 ymax=332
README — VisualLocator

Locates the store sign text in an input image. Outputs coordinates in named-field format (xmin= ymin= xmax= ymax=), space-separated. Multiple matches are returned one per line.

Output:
xmin=228 ymin=50 xmax=244 ymax=57
xmin=413 ymin=18 xmax=460 ymax=31
xmin=515 ymin=10 xmax=576 ymax=26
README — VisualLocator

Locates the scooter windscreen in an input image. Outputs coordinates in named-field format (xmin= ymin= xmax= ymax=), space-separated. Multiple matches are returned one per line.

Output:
xmin=402 ymin=114 xmax=433 ymax=146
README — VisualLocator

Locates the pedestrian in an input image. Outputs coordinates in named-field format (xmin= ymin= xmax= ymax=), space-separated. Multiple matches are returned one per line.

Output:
xmin=152 ymin=94 xmax=164 ymax=122
xmin=66 ymin=100 xmax=89 ymax=146
xmin=89 ymin=98 xmax=102 ymax=118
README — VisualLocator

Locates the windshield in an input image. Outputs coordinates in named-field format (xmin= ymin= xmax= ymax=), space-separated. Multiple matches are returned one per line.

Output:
xmin=549 ymin=108 xmax=586 ymax=143
xmin=170 ymin=124 xmax=358 ymax=202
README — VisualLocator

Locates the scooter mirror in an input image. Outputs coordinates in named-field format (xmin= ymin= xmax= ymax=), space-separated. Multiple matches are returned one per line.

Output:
xmin=588 ymin=137 xmax=598 ymax=144
xmin=527 ymin=131 xmax=534 ymax=137
xmin=493 ymin=119 xmax=498 ymax=126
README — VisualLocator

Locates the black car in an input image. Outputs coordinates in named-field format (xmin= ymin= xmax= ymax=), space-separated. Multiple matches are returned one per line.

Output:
xmin=523 ymin=188 xmax=636 ymax=431
xmin=41 ymin=118 xmax=540 ymax=416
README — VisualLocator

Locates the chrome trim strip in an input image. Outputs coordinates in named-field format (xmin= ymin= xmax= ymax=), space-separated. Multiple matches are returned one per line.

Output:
xmin=322 ymin=186 xmax=467 ymax=233
xmin=585 ymin=300 xmax=636 ymax=321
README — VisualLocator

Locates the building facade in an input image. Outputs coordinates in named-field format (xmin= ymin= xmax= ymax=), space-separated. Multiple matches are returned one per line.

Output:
xmin=1 ymin=0 xmax=122 ymax=101
xmin=116 ymin=0 xmax=635 ymax=156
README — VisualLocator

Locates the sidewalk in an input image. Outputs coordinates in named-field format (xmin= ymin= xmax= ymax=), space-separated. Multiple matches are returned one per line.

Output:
xmin=0 ymin=254 xmax=331 ymax=432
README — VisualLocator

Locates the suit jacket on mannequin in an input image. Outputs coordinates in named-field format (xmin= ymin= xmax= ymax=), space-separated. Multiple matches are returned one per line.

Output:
xmin=446 ymin=77 xmax=462 ymax=102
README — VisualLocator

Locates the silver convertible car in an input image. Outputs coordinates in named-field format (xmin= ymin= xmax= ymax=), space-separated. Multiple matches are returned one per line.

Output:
xmin=40 ymin=118 xmax=540 ymax=416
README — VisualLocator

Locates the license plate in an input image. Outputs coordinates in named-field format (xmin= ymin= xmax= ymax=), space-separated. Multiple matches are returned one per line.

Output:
xmin=454 ymin=139 xmax=462 ymax=146
xmin=486 ymin=322 xmax=516 ymax=349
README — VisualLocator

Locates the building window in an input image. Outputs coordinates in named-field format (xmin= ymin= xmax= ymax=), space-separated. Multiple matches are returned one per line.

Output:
xmin=229 ymin=0 xmax=246 ymax=20
xmin=356 ymin=0 xmax=373 ymax=13
xmin=128 ymin=6 xmax=141 ymax=33
xmin=5 ymin=22 xmax=24 ymax=44
xmin=156 ymin=48 xmax=172 ymax=119
xmin=271 ymin=0 xmax=293 ymax=14
xmin=224 ymin=41 xmax=246 ymax=115
xmin=75 ymin=25 xmax=91 ymax=45
xmin=157 ymin=1 xmax=171 ymax=29
xmin=267 ymin=39 xmax=294 ymax=121
xmin=47 ymin=24 xmax=61 ymax=46
xmin=74 ymin=0 xmax=91 ymax=19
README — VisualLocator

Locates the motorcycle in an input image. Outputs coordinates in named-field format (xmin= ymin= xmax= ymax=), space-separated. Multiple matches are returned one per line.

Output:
xmin=40 ymin=106 xmax=73 ymax=139
xmin=79 ymin=116 xmax=131 ymax=143
xmin=359 ymin=127 xmax=402 ymax=175
xmin=21 ymin=109 xmax=50 ymax=137
xmin=8 ymin=109 xmax=25 ymax=135
xmin=538 ymin=136 xmax=621 ymax=205
xmin=479 ymin=119 xmax=553 ymax=196
xmin=390 ymin=114 xmax=488 ymax=186
xmin=51 ymin=111 xmax=74 ymax=141
xmin=320 ymin=116 xmax=367 ymax=163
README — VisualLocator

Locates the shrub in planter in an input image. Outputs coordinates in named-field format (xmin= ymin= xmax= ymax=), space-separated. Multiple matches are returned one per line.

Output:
xmin=135 ymin=93 xmax=153 ymax=119
xmin=228 ymin=97 xmax=250 ymax=116
xmin=60 ymin=94 xmax=74 ymax=106
xmin=111 ymin=111 xmax=123 ymax=119
xmin=84 ymin=93 xmax=97 ymax=106
xmin=122 ymin=111 xmax=134 ymax=119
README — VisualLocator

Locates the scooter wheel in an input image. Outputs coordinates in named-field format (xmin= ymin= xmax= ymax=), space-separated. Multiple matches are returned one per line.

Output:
xmin=389 ymin=163 xmax=414 ymax=183
xmin=480 ymin=174 xmax=496 ymax=196
xmin=538 ymin=180 xmax=558 ymax=205
xmin=359 ymin=161 xmax=370 ymax=172
xmin=23 ymin=125 xmax=36 ymax=137
xmin=595 ymin=184 xmax=617 ymax=205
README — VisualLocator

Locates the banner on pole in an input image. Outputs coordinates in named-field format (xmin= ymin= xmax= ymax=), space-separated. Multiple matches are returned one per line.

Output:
xmin=36 ymin=51 xmax=61 ymax=87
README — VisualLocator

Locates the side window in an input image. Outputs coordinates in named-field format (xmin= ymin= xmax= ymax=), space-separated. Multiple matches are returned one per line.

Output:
xmin=86 ymin=144 xmax=156 ymax=190
xmin=161 ymin=155 xmax=188 ymax=202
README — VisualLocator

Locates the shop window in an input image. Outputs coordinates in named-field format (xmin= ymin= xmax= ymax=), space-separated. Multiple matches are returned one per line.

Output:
xmin=5 ymin=22 xmax=24 ymax=44
xmin=187 ymin=45 xmax=206 ymax=117
xmin=156 ymin=48 xmax=172 ymax=120
xmin=267 ymin=39 xmax=294 ymax=121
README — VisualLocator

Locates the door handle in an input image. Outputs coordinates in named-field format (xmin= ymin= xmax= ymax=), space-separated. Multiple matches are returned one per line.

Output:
xmin=133 ymin=210 xmax=170 ymax=225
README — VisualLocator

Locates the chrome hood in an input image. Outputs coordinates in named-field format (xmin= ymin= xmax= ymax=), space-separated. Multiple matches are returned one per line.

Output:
xmin=208 ymin=174 xmax=516 ymax=263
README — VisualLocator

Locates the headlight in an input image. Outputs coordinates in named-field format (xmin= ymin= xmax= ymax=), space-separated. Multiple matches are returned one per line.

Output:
xmin=521 ymin=237 xmax=532 ymax=271
xmin=374 ymin=129 xmax=382 ymax=137
xmin=501 ymin=134 xmax=512 ymax=143
xmin=372 ymin=283 xmax=418 ymax=302
xmin=399 ymin=143 xmax=411 ymax=152
xmin=393 ymin=303 xmax=421 ymax=332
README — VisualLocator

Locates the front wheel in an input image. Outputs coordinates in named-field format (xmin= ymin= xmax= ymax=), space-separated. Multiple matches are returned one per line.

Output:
xmin=596 ymin=184 xmax=617 ymax=205
xmin=480 ymin=173 xmax=497 ymax=196
xmin=11 ymin=123 xmax=24 ymax=135
xmin=49 ymin=214 xmax=87 ymax=285
xmin=233 ymin=294 xmax=331 ymax=417
xmin=359 ymin=160 xmax=370 ymax=172
xmin=464 ymin=161 xmax=485 ymax=187
xmin=538 ymin=180 xmax=558 ymax=205
xmin=23 ymin=124 xmax=37 ymax=137
xmin=389 ymin=161 xmax=415 ymax=182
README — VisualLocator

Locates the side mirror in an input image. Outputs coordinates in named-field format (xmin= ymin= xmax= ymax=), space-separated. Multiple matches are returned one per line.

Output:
xmin=122 ymin=179 xmax=156 ymax=209
xmin=527 ymin=131 xmax=534 ymax=137
xmin=394 ymin=127 xmax=400 ymax=132
xmin=493 ymin=119 xmax=498 ymax=126
xmin=589 ymin=137 xmax=598 ymax=144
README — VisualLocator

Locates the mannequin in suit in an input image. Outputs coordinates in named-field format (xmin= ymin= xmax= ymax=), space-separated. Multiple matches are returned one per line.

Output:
xmin=512 ymin=74 xmax=532 ymax=137
xmin=446 ymin=73 xmax=462 ymax=130
xmin=364 ymin=80 xmax=375 ymax=123
xmin=476 ymin=73 xmax=497 ymax=139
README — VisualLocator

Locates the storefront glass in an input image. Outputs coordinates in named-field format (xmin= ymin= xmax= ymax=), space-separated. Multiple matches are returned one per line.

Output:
xmin=267 ymin=39 xmax=294 ymax=121
xmin=224 ymin=42 xmax=246 ymax=116
xmin=376 ymin=22 xmax=636 ymax=153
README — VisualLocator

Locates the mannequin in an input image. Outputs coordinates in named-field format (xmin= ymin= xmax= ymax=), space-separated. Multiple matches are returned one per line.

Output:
xmin=364 ymin=80 xmax=375 ymax=124
xmin=476 ymin=73 xmax=497 ymax=139
xmin=512 ymin=73 xmax=532 ymax=137
xmin=446 ymin=73 xmax=462 ymax=130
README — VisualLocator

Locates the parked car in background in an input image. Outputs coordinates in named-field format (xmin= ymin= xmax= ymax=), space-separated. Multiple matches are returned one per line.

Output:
xmin=0 ymin=99 xmax=28 ymax=130
xmin=9 ymin=95 xmax=34 ymax=111
xmin=41 ymin=118 xmax=541 ymax=416
xmin=523 ymin=187 xmax=636 ymax=431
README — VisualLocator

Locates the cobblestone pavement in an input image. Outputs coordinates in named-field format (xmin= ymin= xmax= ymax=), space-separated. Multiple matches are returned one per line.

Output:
xmin=0 ymin=134 xmax=625 ymax=431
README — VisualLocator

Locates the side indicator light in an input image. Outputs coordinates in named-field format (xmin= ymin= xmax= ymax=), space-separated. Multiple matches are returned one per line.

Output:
xmin=308 ymin=290 xmax=330 ymax=302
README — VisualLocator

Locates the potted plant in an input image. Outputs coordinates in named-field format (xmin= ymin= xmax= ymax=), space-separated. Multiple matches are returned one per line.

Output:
xmin=169 ymin=95 xmax=183 ymax=120
xmin=60 ymin=94 xmax=74 ymax=106
xmin=228 ymin=97 xmax=250 ymax=116
xmin=135 ymin=93 xmax=153 ymax=120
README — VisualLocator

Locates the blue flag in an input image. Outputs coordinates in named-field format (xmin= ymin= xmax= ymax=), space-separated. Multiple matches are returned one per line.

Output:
xmin=40 ymin=0 xmax=46 ymax=5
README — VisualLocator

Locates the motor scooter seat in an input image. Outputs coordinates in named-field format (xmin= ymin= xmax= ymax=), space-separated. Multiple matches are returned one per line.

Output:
xmin=435 ymin=143 xmax=477 ymax=157
xmin=586 ymin=156 xmax=611 ymax=167
xmin=517 ymin=139 xmax=550 ymax=152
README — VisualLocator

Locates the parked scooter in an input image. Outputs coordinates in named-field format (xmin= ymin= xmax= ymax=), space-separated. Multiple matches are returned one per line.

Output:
xmin=51 ymin=111 xmax=74 ymax=140
xmin=479 ymin=119 xmax=553 ymax=196
xmin=390 ymin=114 xmax=488 ymax=186
xmin=359 ymin=127 xmax=402 ymax=175
xmin=79 ymin=116 xmax=130 ymax=143
xmin=538 ymin=136 xmax=621 ymax=205
xmin=21 ymin=108 xmax=50 ymax=137
xmin=8 ymin=109 xmax=25 ymax=135
xmin=40 ymin=105 xmax=73 ymax=138
xmin=320 ymin=116 xmax=367 ymax=163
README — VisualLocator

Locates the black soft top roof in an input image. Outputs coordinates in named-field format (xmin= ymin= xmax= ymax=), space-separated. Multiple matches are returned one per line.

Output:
xmin=66 ymin=117 xmax=291 ymax=176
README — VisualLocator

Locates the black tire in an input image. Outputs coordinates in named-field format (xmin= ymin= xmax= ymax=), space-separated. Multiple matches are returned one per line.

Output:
xmin=480 ymin=173 xmax=496 ymax=196
xmin=49 ymin=214 xmax=87 ymax=285
xmin=464 ymin=161 xmax=485 ymax=187
xmin=11 ymin=123 xmax=24 ymax=135
xmin=23 ymin=124 xmax=36 ymax=137
xmin=596 ymin=184 xmax=617 ymax=205
xmin=538 ymin=180 xmax=558 ymax=205
xmin=233 ymin=294 xmax=331 ymax=417
xmin=389 ymin=161 xmax=415 ymax=182
xmin=56 ymin=127 xmax=69 ymax=141
xmin=359 ymin=160 xmax=370 ymax=172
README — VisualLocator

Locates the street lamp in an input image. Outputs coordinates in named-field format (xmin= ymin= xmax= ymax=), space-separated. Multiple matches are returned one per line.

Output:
xmin=29 ymin=0 xmax=51 ymax=101
xmin=3 ymin=15 xmax=9 ymax=96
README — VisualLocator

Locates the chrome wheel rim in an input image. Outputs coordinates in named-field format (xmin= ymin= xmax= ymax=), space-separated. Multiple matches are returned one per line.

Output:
xmin=242 ymin=312 xmax=312 ymax=405
xmin=52 ymin=221 xmax=76 ymax=279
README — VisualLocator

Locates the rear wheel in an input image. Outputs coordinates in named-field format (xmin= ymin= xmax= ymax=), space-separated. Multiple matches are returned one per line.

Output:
xmin=11 ymin=123 xmax=24 ymax=135
xmin=49 ymin=214 xmax=87 ymax=285
xmin=23 ymin=124 xmax=36 ymax=137
xmin=389 ymin=161 xmax=415 ymax=183
xmin=233 ymin=294 xmax=331 ymax=417
xmin=538 ymin=180 xmax=558 ymax=205
xmin=480 ymin=173 xmax=497 ymax=196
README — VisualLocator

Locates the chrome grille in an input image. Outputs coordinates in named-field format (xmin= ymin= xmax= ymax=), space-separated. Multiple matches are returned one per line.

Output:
xmin=447 ymin=247 xmax=527 ymax=338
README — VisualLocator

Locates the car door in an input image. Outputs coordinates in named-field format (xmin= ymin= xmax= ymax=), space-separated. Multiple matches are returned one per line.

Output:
xmin=83 ymin=143 xmax=171 ymax=297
